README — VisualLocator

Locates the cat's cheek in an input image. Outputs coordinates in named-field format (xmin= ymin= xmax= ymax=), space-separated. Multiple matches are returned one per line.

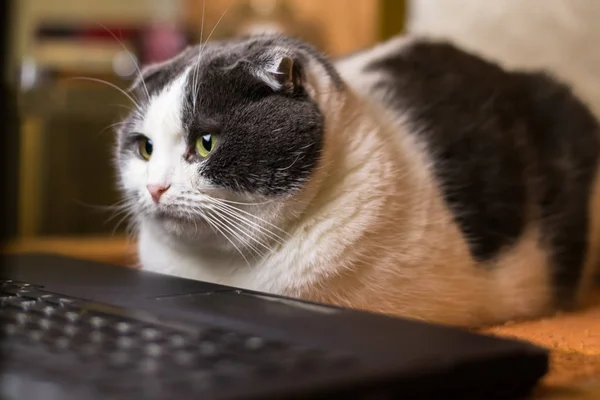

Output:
xmin=119 ymin=158 xmax=150 ymax=197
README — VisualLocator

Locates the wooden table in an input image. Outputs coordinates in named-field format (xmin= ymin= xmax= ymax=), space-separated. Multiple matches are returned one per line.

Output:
xmin=1 ymin=236 xmax=137 ymax=267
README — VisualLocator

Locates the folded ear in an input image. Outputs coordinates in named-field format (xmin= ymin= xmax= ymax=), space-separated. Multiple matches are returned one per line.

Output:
xmin=271 ymin=56 xmax=299 ymax=90
xmin=128 ymin=62 xmax=164 ymax=93
xmin=128 ymin=46 xmax=196 ymax=97
xmin=259 ymin=53 xmax=304 ymax=93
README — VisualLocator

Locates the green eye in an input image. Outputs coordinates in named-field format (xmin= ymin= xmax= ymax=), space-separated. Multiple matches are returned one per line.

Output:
xmin=195 ymin=133 xmax=217 ymax=158
xmin=138 ymin=137 xmax=153 ymax=160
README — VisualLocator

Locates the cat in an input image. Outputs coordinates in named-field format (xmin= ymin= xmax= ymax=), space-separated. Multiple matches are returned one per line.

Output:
xmin=114 ymin=33 xmax=600 ymax=328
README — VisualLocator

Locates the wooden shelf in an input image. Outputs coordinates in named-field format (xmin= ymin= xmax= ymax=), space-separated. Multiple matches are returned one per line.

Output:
xmin=1 ymin=236 xmax=137 ymax=268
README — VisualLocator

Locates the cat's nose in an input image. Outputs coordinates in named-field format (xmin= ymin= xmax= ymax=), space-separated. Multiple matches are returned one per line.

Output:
xmin=147 ymin=183 xmax=171 ymax=204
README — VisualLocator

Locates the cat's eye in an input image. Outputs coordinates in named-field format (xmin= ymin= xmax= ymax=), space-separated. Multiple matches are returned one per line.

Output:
xmin=137 ymin=137 xmax=153 ymax=161
xmin=195 ymin=133 xmax=217 ymax=158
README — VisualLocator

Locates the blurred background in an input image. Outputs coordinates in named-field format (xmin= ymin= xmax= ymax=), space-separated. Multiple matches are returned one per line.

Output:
xmin=3 ymin=0 xmax=600 ymax=266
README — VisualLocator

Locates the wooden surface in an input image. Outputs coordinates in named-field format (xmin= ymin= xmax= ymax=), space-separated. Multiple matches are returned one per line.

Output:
xmin=483 ymin=291 xmax=600 ymax=398
xmin=1 ymin=236 xmax=137 ymax=267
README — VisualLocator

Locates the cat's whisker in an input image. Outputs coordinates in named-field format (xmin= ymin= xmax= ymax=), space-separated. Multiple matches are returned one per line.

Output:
xmin=205 ymin=197 xmax=289 ymax=236
xmin=123 ymin=216 xmax=140 ymax=238
xmin=206 ymin=201 xmax=287 ymax=244
xmin=111 ymin=208 xmax=137 ymax=236
xmin=73 ymin=197 xmax=139 ymax=233
xmin=194 ymin=1 xmax=233 ymax=106
xmin=94 ymin=22 xmax=151 ymax=102
xmin=205 ymin=201 xmax=286 ymax=246
xmin=103 ymin=197 xmax=143 ymax=228
xmin=209 ymin=211 xmax=266 ymax=259
xmin=201 ymin=213 xmax=252 ymax=267
xmin=216 ymin=197 xmax=278 ymax=206
xmin=73 ymin=198 xmax=131 ymax=211
xmin=106 ymin=205 xmax=137 ymax=226
xmin=191 ymin=0 xmax=206 ymax=109
xmin=202 ymin=2 xmax=233 ymax=50
xmin=111 ymin=104 xmax=139 ymax=114
xmin=186 ymin=203 xmax=269 ymax=256
xmin=65 ymin=77 xmax=143 ymax=112
xmin=98 ymin=120 xmax=131 ymax=138
xmin=209 ymin=209 xmax=274 ymax=256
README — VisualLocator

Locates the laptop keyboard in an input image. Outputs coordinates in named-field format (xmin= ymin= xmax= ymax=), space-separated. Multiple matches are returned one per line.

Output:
xmin=0 ymin=279 xmax=357 ymax=399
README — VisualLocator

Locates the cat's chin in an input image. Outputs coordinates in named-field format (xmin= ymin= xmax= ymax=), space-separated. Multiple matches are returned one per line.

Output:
xmin=152 ymin=213 xmax=212 ymax=240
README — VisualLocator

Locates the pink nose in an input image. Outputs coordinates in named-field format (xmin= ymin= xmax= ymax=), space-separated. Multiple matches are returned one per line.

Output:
xmin=146 ymin=183 xmax=170 ymax=204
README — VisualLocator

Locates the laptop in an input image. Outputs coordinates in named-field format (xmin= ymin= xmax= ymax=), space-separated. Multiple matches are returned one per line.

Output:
xmin=1 ymin=252 xmax=548 ymax=400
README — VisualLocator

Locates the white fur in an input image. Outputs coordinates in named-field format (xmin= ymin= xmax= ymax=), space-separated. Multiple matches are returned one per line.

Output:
xmin=121 ymin=35 xmax=597 ymax=328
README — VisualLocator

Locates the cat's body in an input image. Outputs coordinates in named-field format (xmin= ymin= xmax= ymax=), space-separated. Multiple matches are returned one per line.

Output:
xmin=116 ymin=34 xmax=600 ymax=328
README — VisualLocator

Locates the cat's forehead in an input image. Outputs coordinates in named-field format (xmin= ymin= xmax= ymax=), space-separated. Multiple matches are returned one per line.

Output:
xmin=135 ymin=38 xmax=293 ymax=134
xmin=142 ymin=72 xmax=188 ymax=139
xmin=135 ymin=41 xmax=273 ymax=111
xmin=133 ymin=35 xmax=340 ymax=104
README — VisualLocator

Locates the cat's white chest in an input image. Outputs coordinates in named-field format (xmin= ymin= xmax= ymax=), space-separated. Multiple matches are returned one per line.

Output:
xmin=137 ymin=223 xmax=251 ymax=287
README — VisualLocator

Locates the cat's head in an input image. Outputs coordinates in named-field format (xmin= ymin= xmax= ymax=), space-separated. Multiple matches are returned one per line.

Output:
xmin=115 ymin=34 xmax=344 ymax=250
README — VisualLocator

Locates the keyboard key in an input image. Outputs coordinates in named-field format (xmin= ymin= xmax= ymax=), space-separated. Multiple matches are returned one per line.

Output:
xmin=114 ymin=321 xmax=134 ymax=334
xmin=245 ymin=337 xmax=265 ymax=351
xmin=88 ymin=316 xmax=107 ymax=328
xmin=1 ymin=280 xmax=360 ymax=397
xmin=168 ymin=334 xmax=188 ymax=348
xmin=144 ymin=343 xmax=163 ymax=357
xmin=16 ymin=289 xmax=46 ymax=300
xmin=63 ymin=324 xmax=79 ymax=337
xmin=116 ymin=336 xmax=135 ymax=349
xmin=39 ymin=294 xmax=78 ymax=307
xmin=62 ymin=311 xmax=81 ymax=323
xmin=0 ymin=281 xmax=32 ymax=291
xmin=28 ymin=303 xmax=57 ymax=316
xmin=5 ymin=297 xmax=36 ymax=309
xmin=14 ymin=311 xmax=30 ymax=324
xmin=141 ymin=327 xmax=162 ymax=341
xmin=37 ymin=317 xmax=53 ymax=330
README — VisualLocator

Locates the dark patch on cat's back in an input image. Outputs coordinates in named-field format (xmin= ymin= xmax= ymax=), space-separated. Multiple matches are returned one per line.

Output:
xmin=364 ymin=40 xmax=600 ymax=307
xmin=514 ymin=71 xmax=599 ymax=307
xmin=365 ymin=41 xmax=529 ymax=262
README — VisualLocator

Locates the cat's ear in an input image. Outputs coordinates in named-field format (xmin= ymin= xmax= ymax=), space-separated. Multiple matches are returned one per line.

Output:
xmin=128 ymin=63 xmax=163 ymax=92
xmin=127 ymin=59 xmax=173 ymax=97
xmin=260 ymin=54 xmax=303 ymax=93
xmin=271 ymin=56 xmax=299 ymax=90
xmin=128 ymin=46 xmax=196 ymax=96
